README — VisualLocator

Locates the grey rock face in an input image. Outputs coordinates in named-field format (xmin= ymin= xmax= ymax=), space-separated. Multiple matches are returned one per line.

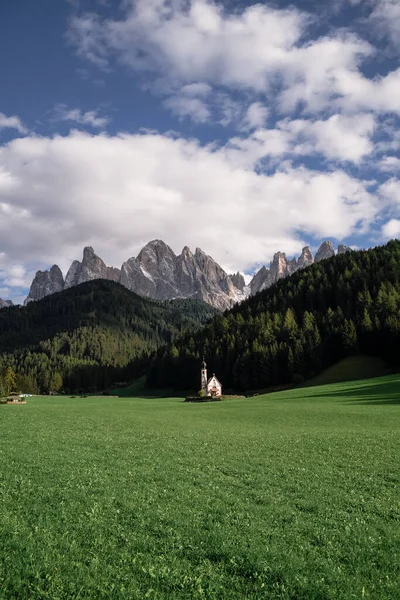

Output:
xmin=337 ymin=244 xmax=352 ymax=255
xmin=23 ymin=238 xmax=352 ymax=309
xmin=65 ymin=247 xmax=118 ymax=289
xmin=0 ymin=298 xmax=13 ymax=309
xmin=24 ymin=265 xmax=64 ymax=305
xmin=229 ymin=272 xmax=246 ymax=291
xmin=297 ymin=246 xmax=314 ymax=269
xmin=25 ymin=247 xmax=121 ymax=305
xmin=315 ymin=241 xmax=335 ymax=262
xmin=250 ymin=266 xmax=269 ymax=295
xmin=64 ymin=261 xmax=81 ymax=289
xmin=249 ymin=240 xmax=345 ymax=296
xmin=120 ymin=240 xmax=245 ymax=310
xmin=269 ymin=252 xmax=289 ymax=282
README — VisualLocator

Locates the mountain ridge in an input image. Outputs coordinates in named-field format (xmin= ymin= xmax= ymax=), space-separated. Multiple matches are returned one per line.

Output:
xmin=22 ymin=239 xmax=352 ymax=309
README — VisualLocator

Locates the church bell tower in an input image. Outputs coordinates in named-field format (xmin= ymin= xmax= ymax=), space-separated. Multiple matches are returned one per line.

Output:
xmin=201 ymin=358 xmax=208 ymax=394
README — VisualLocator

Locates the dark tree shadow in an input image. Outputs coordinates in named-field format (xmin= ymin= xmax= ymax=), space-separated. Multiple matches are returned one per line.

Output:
xmin=314 ymin=376 xmax=400 ymax=405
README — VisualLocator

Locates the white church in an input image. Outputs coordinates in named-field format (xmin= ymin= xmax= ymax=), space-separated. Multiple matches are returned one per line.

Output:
xmin=201 ymin=358 xmax=222 ymax=397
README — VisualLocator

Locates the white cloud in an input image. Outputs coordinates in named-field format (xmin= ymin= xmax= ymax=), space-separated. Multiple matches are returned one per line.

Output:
xmin=54 ymin=105 xmax=109 ymax=128
xmin=382 ymin=218 xmax=400 ymax=238
xmin=278 ymin=113 xmax=375 ymax=163
xmin=181 ymin=83 xmax=212 ymax=97
xmin=0 ymin=113 xmax=27 ymax=134
xmin=369 ymin=0 xmax=400 ymax=48
xmin=334 ymin=68 xmax=400 ymax=115
xmin=224 ymin=113 xmax=375 ymax=166
xmin=68 ymin=0 xmax=400 ymax=123
xmin=0 ymin=130 xmax=380 ymax=298
xmin=378 ymin=156 xmax=400 ymax=172
xmin=378 ymin=178 xmax=400 ymax=207
xmin=68 ymin=0 xmax=307 ymax=91
xmin=164 ymin=84 xmax=211 ymax=123
xmin=242 ymin=103 xmax=269 ymax=131
xmin=164 ymin=96 xmax=210 ymax=123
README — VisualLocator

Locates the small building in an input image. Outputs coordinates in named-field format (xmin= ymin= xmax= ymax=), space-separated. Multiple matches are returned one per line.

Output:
xmin=6 ymin=391 xmax=26 ymax=404
xmin=201 ymin=359 xmax=222 ymax=397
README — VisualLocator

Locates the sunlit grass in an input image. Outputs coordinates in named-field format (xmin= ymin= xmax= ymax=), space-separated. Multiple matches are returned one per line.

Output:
xmin=1 ymin=376 xmax=399 ymax=599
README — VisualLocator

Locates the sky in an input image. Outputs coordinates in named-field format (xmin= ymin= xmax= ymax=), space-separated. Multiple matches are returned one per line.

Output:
xmin=1 ymin=0 xmax=400 ymax=303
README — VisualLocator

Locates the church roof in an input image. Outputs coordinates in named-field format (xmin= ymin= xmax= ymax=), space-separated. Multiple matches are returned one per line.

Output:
xmin=207 ymin=374 xmax=222 ymax=386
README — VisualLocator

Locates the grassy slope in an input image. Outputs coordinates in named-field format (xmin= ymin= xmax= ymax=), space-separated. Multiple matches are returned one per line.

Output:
xmin=303 ymin=355 xmax=388 ymax=388
xmin=1 ymin=376 xmax=399 ymax=599
xmin=110 ymin=377 xmax=184 ymax=398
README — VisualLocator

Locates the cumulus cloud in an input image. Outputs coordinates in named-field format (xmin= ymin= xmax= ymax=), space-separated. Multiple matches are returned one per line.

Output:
xmin=369 ymin=0 xmax=400 ymax=49
xmin=378 ymin=178 xmax=400 ymax=207
xmin=0 ymin=113 xmax=27 ymax=134
xmin=224 ymin=113 xmax=375 ymax=166
xmin=241 ymin=103 xmax=269 ymax=131
xmin=164 ymin=84 xmax=211 ymax=123
xmin=378 ymin=156 xmax=400 ymax=172
xmin=67 ymin=0 xmax=400 ymax=125
xmin=53 ymin=104 xmax=109 ymax=128
xmin=68 ymin=1 xmax=376 ymax=116
xmin=382 ymin=218 xmax=400 ymax=239
xmin=278 ymin=114 xmax=376 ymax=163
xmin=0 ymin=130 xmax=381 ymax=299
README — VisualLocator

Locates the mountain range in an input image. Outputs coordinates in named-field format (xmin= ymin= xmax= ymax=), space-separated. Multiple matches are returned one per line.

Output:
xmin=0 ymin=240 xmax=351 ymax=310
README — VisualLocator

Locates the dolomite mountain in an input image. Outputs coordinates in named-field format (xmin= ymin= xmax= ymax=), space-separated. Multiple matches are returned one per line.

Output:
xmin=64 ymin=246 xmax=120 ymax=290
xmin=250 ymin=242 xmax=351 ymax=295
xmin=120 ymin=241 xmax=245 ymax=310
xmin=24 ymin=240 xmax=351 ymax=310
xmin=0 ymin=298 xmax=13 ymax=309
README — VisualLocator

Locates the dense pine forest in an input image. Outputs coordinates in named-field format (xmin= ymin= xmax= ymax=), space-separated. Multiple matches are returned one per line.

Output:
xmin=148 ymin=240 xmax=400 ymax=392
xmin=0 ymin=280 xmax=218 ymax=394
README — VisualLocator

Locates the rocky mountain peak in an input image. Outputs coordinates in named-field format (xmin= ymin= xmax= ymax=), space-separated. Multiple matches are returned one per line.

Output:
xmin=83 ymin=246 xmax=96 ymax=259
xmin=229 ymin=272 xmax=246 ymax=292
xmin=65 ymin=247 xmax=120 ymax=290
xmin=120 ymin=243 xmax=246 ymax=310
xmin=249 ymin=240 xmax=347 ymax=298
xmin=270 ymin=252 xmax=288 ymax=280
xmin=23 ymin=238 xmax=354 ymax=310
xmin=250 ymin=265 xmax=269 ymax=295
xmin=297 ymin=246 xmax=314 ymax=269
xmin=181 ymin=246 xmax=193 ymax=258
xmin=337 ymin=244 xmax=352 ymax=255
xmin=24 ymin=264 xmax=64 ymax=305
xmin=315 ymin=241 xmax=335 ymax=262
xmin=0 ymin=298 xmax=13 ymax=309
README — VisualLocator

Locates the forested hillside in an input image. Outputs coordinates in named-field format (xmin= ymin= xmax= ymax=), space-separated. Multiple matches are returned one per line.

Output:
xmin=148 ymin=240 xmax=400 ymax=391
xmin=0 ymin=280 xmax=219 ymax=394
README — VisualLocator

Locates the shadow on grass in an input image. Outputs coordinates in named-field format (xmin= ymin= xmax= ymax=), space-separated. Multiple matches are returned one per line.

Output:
xmin=316 ymin=376 xmax=400 ymax=405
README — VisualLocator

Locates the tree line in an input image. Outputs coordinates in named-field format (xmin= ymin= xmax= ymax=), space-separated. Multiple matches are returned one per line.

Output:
xmin=147 ymin=240 xmax=400 ymax=391
xmin=0 ymin=280 xmax=218 ymax=394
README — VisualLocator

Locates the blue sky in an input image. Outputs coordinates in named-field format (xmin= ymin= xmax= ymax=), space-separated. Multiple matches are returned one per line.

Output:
xmin=1 ymin=0 xmax=400 ymax=303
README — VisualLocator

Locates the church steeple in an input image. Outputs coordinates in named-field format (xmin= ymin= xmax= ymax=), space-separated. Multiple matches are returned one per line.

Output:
xmin=201 ymin=357 xmax=208 ymax=394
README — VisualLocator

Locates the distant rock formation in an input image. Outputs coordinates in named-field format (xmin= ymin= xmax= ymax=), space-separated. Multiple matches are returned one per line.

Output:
xmin=65 ymin=246 xmax=120 ymax=289
xmin=229 ymin=272 xmax=246 ymax=292
xmin=315 ymin=241 xmax=335 ymax=262
xmin=337 ymin=244 xmax=352 ymax=255
xmin=24 ymin=265 xmax=64 ymax=305
xmin=23 ymin=239 xmax=352 ymax=308
xmin=249 ymin=242 xmax=351 ymax=294
xmin=297 ymin=246 xmax=314 ymax=269
xmin=120 ymin=240 xmax=246 ymax=310
xmin=0 ymin=298 xmax=13 ymax=309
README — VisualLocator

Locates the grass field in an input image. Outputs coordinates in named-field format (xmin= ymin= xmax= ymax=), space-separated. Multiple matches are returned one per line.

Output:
xmin=303 ymin=356 xmax=388 ymax=388
xmin=1 ymin=376 xmax=399 ymax=599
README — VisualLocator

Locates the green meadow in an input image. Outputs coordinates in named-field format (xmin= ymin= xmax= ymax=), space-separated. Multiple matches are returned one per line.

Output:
xmin=1 ymin=377 xmax=399 ymax=599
